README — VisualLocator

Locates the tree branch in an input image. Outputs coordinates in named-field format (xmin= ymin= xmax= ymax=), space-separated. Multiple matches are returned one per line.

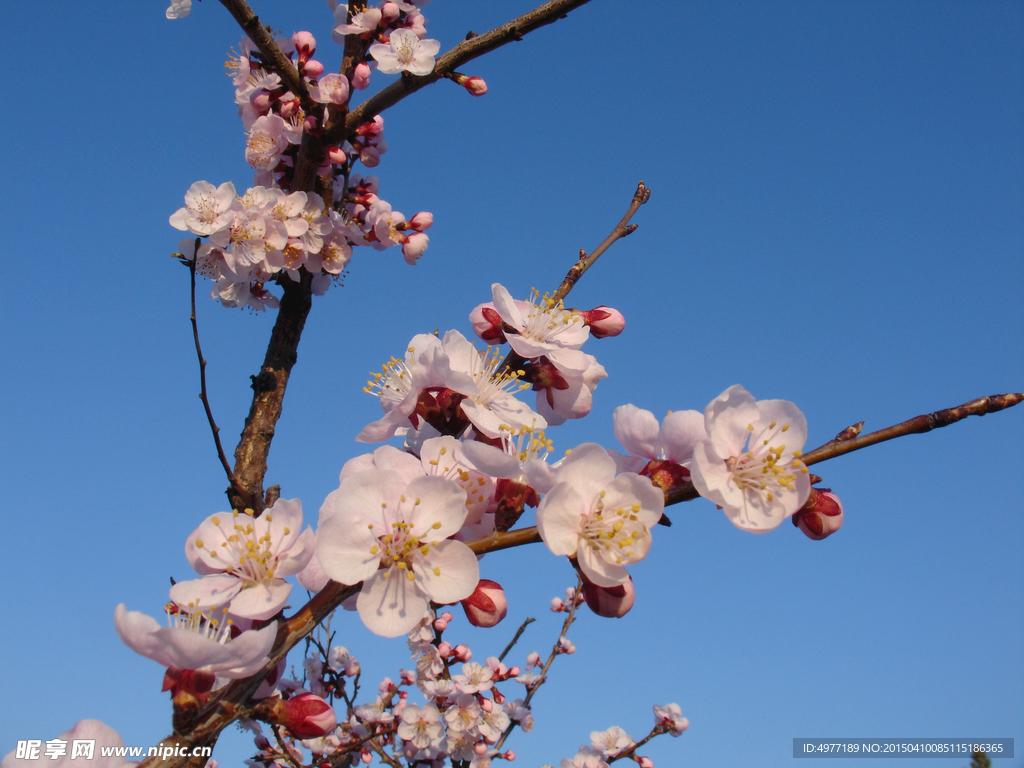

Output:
xmin=217 ymin=0 xmax=310 ymax=103
xmin=186 ymin=240 xmax=247 ymax=501
xmin=326 ymin=0 xmax=595 ymax=145
xmin=664 ymin=391 xmax=1024 ymax=508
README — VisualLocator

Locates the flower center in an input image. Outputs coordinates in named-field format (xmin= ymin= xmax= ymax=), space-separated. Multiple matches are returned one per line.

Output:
xmin=725 ymin=421 xmax=806 ymax=502
xmin=195 ymin=509 xmax=291 ymax=587
xmin=579 ymin=490 xmax=648 ymax=565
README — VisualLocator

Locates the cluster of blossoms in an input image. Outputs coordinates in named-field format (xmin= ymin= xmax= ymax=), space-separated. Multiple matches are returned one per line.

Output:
xmin=170 ymin=1 xmax=468 ymax=307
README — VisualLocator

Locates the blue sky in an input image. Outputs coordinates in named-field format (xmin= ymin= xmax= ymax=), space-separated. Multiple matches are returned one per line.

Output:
xmin=1 ymin=1 xmax=1021 ymax=767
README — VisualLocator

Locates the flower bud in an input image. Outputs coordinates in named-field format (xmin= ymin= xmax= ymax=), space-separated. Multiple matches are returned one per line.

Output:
xmin=279 ymin=97 xmax=301 ymax=118
xmin=460 ymin=579 xmax=509 ymax=628
xmin=356 ymin=115 xmax=385 ymax=138
xmin=474 ymin=742 xmax=489 ymax=755
xmin=454 ymin=74 xmax=488 ymax=96
xmin=503 ymin=751 xmax=515 ymax=761
xmin=250 ymin=90 xmax=273 ymax=113
xmin=408 ymin=211 xmax=433 ymax=232
xmin=470 ymin=304 xmax=507 ymax=344
xmin=302 ymin=59 xmax=324 ymax=78
xmin=579 ymin=306 xmax=626 ymax=338
xmin=453 ymin=644 xmax=472 ymax=662
xmin=381 ymin=2 xmax=401 ymax=23
xmin=437 ymin=641 xmax=452 ymax=657
xmin=638 ymin=757 xmax=654 ymax=768
xmin=581 ymin=574 xmax=635 ymax=618
xmin=358 ymin=145 xmax=381 ymax=167
xmin=292 ymin=31 xmax=316 ymax=62
xmin=352 ymin=62 xmax=371 ymax=90
xmin=401 ymin=232 xmax=429 ymax=264
xmin=792 ymin=487 xmax=844 ymax=540
xmin=433 ymin=616 xmax=449 ymax=632
xmin=326 ymin=145 xmax=348 ymax=165
xmin=265 ymin=692 xmax=337 ymax=739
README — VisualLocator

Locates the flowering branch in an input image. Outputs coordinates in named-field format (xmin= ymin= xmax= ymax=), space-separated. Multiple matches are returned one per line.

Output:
xmin=494 ymin=580 xmax=582 ymax=752
xmin=217 ymin=0 xmax=310 ymax=103
xmin=330 ymin=0 xmax=596 ymax=145
xmin=663 ymin=390 xmax=1024 ymax=507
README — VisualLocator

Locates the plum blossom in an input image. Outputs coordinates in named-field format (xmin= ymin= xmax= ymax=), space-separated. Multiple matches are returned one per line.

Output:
xmin=590 ymin=726 xmax=633 ymax=756
xmin=690 ymin=385 xmax=811 ymax=532
xmin=535 ymin=444 xmax=663 ymax=587
xmin=611 ymin=405 xmax=707 ymax=473
xmin=245 ymin=114 xmax=289 ymax=170
xmin=169 ymin=181 xmax=238 ymax=236
xmin=169 ymin=499 xmax=314 ymax=621
xmin=316 ymin=471 xmax=479 ymax=637
xmin=114 ymin=604 xmax=276 ymax=679
xmin=653 ymin=703 xmax=689 ymax=736
xmin=560 ymin=746 xmax=610 ymax=768
xmin=369 ymin=29 xmax=441 ymax=76
xmin=397 ymin=703 xmax=444 ymax=750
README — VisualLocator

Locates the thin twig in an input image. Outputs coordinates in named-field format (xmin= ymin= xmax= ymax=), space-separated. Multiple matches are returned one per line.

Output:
xmin=551 ymin=180 xmax=650 ymax=305
xmin=494 ymin=577 xmax=583 ymax=752
xmin=188 ymin=239 xmax=248 ymax=503
xmin=497 ymin=617 xmax=536 ymax=663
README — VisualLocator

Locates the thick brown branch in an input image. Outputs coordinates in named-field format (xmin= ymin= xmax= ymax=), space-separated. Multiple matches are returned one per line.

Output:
xmin=326 ymin=0 xmax=595 ymax=145
xmin=228 ymin=275 xmax=314 ymax=512
xmin=664 ymin=391 xmax=1024 ymax=508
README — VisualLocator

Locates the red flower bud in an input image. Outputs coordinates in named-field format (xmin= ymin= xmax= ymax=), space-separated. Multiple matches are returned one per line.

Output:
xmin=460 ymin=579 xmax=509 ymax=628
xmin=792 ymin=487 xmax=844 ymax=540
xmin=581 ymin=573 xmax=636 ymax=618
xmin=580 ymin=306 xmax=625 ymax=338
xmin=267 ymin=692 xmax=337 ymax=739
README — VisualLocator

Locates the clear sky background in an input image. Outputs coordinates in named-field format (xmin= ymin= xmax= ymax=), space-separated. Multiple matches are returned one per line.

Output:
xmin=2 ymin=1 xmax=1021 ymax=767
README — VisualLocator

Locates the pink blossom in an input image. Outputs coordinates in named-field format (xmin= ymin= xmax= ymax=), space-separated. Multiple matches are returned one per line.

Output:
xmin=653 ymin=703 xmax=689 ymax=736
xmin=245 ymin=115 xmax=289 ymax=170
xmin=369 ymin=29 xmax=441 ymax=76
xmin=310 ymin=73 xmax=350 ymax=105
xmin=169 ymin=181 xmax=238 ymax=237
xmin=690 ymin=385 xmax=811 ymax=532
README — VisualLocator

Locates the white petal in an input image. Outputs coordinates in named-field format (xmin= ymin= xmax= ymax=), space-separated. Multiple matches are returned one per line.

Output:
xmin=357 ymin=571 xmax=430 ymax=638
xmin=414 ymin=539 xmax=479 ymax=603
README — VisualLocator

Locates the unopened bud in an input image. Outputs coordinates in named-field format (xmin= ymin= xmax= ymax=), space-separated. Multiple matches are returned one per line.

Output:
xmin=441 ymin=612 xmax=453 ymax=622
xmin=264 ymin=692 xmax=337 ymax=739
xmin=292 ymin=31 xmax=316 ymax=62
xmin=454 ymin=73 xmax=488 ymax=96
xmin=453 ymin=644 xmax=472 ymax=662
xmin=579 ymin=306 xmax=626 ymax=338
xmin=352 ymin=62 xmax=371 ymax=90
xmin=433 ymin=616 xmax=449 ymax=632
xmin=474 ymin=742 xmax=489 ymax=755
xmin=638 ymin=757 xmax=654 ymax=768
xmin=503 ymin=751 xmax=516 ymax=761
xmin=381 ymin=2 xmax=401 ymax=23
xmin=326 ymin=145 xmax=347 ymax=165
xmin=408 ymin=211 xmax=433 ymax=232
xmin=437 ymin=641 xmax=452 ymax=657
xmin=470 ymin=304 xmax=506 ymax=344
xmin=303 ymin=114 xmax=321 ymax=135
xmin=460 ymin=579 xmax=508 ymax=628
xmin=302 ymin=59 xmax=324 ymax=78
xmin=356 ymin=115 xmax=385 ymax=138
xmin=250 ymin=90 xmax=273 ymax=113
xmin=581 ymin=573 xmax=635 ymax=618
xmin=480 ymin=697 xmax=493 ymax=713
xmin=792 ymin=487 xmax=844 ymax=540
xmin=279 ymin=98 xmax=300 ymax=119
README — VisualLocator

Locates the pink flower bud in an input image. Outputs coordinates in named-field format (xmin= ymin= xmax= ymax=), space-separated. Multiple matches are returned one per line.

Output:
xmin=460 ymin=579 xmax=509 ymax=628
xmin=474 ymin=742 xmax=489 ymax=755
xmin=508 ymin=666 xmax=521 ymax=677
xmin=503 ymin=751 xmax=515 ymax=761
xmin=433 ymin=616 xmax=448 ymax=631
xmin=253 ymin=735 xmax=271 ymax=751
xmin=437 ymin=641 xmax=452 ymax=657
xmin=381 ymin=2 xmax=401 ymax=23
xmin=269 ymin=692 xmax=337 ymax=739
xmin=361 ymin=749 xmax=372 ymax=764
xmin=581 ymin=573 xmax=636 ymax=618
xmin=454 ymin=644 xmax=472 ymax=662
xmin=358 ymin=145 xmax=381 ymax=167
xmin=327 ymin=145 xmax=348 ymax=165
xmin=292 ymin=31 xmax=317 ymax=62
xmin=304 ymin=115 xmax=321 ymax=135
xmin=357 ymin=115 xmax=385 ymax=138
xmin=792 ymin=487 xmax=844 ymax=540
xmin=408 ymin=211 xmax=433 ymax=232
xmin=441 ymin=612 xmax=453 ymax=622
xmin=470 ymin=304 xmax=506 ymax=344
xmin=526 ymin=651 xmax=541 ymax=668
xmin=550 ymin=597 xmax=564 ymax=612
xmin=352 ymin=62 xmax=371 ymax=90
xmin=580 ymin=306 xmax=626 ymax=338
xmin=250 ymin=90 xmax=273 ymax=113
xmin=638 ymin=757 xmax=654 ymax=768
xmin=302 ymin=59 xmax=324 ymax=78
xmin=279 ymin=98 xmax=300 ymax=118
xmin=401 ymin=232 xmax=429 ymax=265
xmin=480 ymin=697 xmax=493 ymax=713
xmin=458 ymin=75 xmax=488 ymax=96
